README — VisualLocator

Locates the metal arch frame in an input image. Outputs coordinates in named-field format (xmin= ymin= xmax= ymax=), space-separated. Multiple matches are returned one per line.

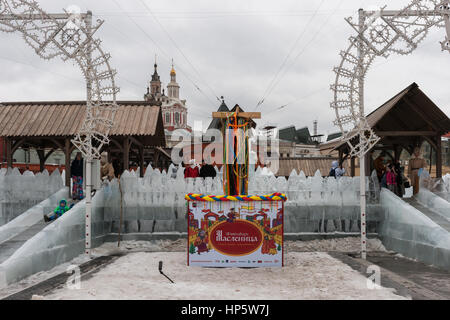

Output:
xmin=331 ymin=0 xmax=450 ymax=259
xmin=0 ymin=0 xmax=120 ymax=257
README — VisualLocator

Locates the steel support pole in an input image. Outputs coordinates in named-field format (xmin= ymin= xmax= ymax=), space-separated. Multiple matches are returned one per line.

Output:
xmin=85 ymin=10 xmax=93 ymax=258
xmin=358 ymin=9 xmax=367 ymax=260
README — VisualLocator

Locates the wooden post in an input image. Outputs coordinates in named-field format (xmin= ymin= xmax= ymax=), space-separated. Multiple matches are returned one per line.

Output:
xmin=351 ymin=157 xmax=356 ymax=177
xmin=436 ymin=135 xmax=442 ymax=178
xmin=65 ymin=138 xmax=71 ymax=194
xmin=37 ymin=149 xmax=45 ymax=172
xmin=153 ymin=147 xmax=160 ymax=169
xmin=394 ymin=145 xmax=400 ymax=163
xmin=139 ymin=146 xmax=144 ymax=178
xmin=123 ymin=137 xmax=130 ymax=171
xmin=6 ymin=138 xmax=12 ymax=168
xmin=364 ymin=153 xmax=370 ymax=177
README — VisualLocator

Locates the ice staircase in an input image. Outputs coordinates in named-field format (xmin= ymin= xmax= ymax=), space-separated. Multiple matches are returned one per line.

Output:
xmin=0 ymin=220 xmax=47 ymax=264
xmin=403 ymin=198 xmax=450 ymax=233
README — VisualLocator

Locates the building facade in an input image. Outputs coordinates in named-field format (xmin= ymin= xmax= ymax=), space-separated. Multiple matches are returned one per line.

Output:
xmin=144 ymin=61 xmax=191 ymax=147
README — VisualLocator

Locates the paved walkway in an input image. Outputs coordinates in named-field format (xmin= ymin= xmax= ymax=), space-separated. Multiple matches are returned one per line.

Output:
xmin=331 ymin=251 xmax=450 ymax=300
xmin=368 ymin=253 xmax=450 ymax=299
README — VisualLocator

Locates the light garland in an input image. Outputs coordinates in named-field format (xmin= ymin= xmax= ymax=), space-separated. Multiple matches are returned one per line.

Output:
xmin=0 ymin=0 xmax=119 ymax=160
xmin=331 ymin=0 xmax=449 ymax=158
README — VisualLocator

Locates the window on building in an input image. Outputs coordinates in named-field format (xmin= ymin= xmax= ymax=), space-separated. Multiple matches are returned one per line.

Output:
xmin=175 ymin=112 xmax=180 ymax=124
xmin=165 ymin=113 xmax=170 ymax=124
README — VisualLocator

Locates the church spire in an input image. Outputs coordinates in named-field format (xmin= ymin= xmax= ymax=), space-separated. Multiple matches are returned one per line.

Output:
xmin=150 ymin=55 xmax=161 ymax=95
xmin=167 ymin=58 xmax=179 ymax=99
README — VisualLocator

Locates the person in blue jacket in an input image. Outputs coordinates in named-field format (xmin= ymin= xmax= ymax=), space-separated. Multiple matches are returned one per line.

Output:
xmin=44 ymin=199 xmax=72 ymax=222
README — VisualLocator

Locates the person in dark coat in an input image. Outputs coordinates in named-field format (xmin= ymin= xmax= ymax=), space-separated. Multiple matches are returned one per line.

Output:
xmin=71 ymin=152 xmax=84 ymax=201
xmin=199 ymin=160 xmax=217 ymax=178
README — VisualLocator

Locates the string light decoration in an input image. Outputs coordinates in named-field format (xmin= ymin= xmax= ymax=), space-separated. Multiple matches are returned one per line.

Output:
xmin=331 ymin=0 xmax=450 ymax=259
xmin=332 ymin=0 xmax=449 ymax=159
xmin=0 ymin=0 xmax=119 ymax=257
xmin=0 ymin=0 xmax=119 ymax=159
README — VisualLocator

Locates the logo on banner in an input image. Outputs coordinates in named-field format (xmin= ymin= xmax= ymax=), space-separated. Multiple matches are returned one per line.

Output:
xmin=209 ymin=220 xmax=263 ymax=256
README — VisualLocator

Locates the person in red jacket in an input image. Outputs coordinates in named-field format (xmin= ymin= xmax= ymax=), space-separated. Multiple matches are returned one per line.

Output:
xmin=184 ymin=159 xmax=199 ymax=178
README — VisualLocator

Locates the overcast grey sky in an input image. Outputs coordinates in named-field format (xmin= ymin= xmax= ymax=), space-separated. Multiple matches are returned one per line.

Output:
xmin=0 ymin=0 xmax=449 ymax=137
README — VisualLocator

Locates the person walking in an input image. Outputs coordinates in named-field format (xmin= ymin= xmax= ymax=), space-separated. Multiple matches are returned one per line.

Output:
xmin=408 ymin=147 xmax=427 ymax=195
xmin=71 ymin=152 xmax=84 ymax=201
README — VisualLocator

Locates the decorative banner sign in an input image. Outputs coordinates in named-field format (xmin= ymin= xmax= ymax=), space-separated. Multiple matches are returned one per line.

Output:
xmin=186 ymin=193 xmax=286 ymax=267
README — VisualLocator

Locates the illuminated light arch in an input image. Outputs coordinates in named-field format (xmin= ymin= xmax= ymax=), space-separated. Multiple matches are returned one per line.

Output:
xmin=330 ymin=0 xmax=449 ymax=259
xmin=0 ymin=0 xmax=119 ymax=159
xmin=331 ymin=0 xmax=449 ymax=158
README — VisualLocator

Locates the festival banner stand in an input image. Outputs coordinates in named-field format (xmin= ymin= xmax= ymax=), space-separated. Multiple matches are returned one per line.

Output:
xmin=186 ymin=193 xmax=286 ymax=267
xmin=186 ymin=106 xmax=287 ymax=267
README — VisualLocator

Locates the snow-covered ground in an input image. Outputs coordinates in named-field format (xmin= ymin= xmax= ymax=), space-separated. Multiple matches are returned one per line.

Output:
xmin=0 ymin=237 xmax=400 ymax=300
xmin=44 ymin=251 xmax=405 ymax=300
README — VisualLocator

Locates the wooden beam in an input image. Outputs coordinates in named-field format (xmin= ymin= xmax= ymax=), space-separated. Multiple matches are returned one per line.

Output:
xmin=49 ymin=138 xmax=64 ymax=150
xmin=37 ymin=149 xmax=45 ymax=172
xmin=123 ymin=137 xmax=130 ymax=171
xmin=43 ymin=149 xmax=56 ymax=162
xmin=350 ymin=157 xmax=355 ymax=177
xmin=129 ymin=136 xmax=144 ymax=148
xmin=139 ymin=146 xmax=144 ymax=178
xmin=6 ymin=138 xmax=12 ymax=168
xmin=376 ymin=131 xmax=437 ymax=137
xmin=212 ymin=112 xmax=261 ymax=119
xmin=403 ymin=97 xmax=439 ymax=131
xmin=65 ymin=138 xmax=71 ymax=191
xmin=11 ymin=138 xmax=27 ymax=154
xmin=436 ymin=136 xmax=442 ymax=178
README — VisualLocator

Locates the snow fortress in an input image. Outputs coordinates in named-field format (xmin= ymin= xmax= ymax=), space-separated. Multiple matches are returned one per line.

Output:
xmin=0 ymin=165 xmax=449 ymax=287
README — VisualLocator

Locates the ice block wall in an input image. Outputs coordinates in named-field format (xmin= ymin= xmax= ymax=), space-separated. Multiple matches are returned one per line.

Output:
xmin=101 ymin=165 xmax=382 ymax=235
xmin=379 ymin=188 xmax=450 ymax=269
xmin=0 ymin=168 xmax=64 ymax=226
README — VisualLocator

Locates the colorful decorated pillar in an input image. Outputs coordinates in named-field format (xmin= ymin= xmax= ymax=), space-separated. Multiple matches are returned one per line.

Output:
xmin=186 ymin=106 xmax=287 ymax=267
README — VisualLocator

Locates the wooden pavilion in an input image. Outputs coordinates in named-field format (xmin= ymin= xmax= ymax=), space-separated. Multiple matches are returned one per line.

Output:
xmin=0 ymin=101 xmax=166 ymax=187
xmin=320 ymin=83 xmax=450 ymax=177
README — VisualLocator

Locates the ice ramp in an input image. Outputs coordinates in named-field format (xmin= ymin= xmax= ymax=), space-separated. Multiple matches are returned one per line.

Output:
xmin=0 ymin=188 xmax=68 ymax=246
xmin=415 ymin=189 xmax=450 ymax=225
xmin=379 ymin=189 xmax=450 ymax=270
xmin=0 ymin=189 xmax=106 ymax=289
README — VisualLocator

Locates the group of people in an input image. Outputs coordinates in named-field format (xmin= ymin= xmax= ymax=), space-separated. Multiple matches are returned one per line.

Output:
xmin=374 ymin=147 xmax=426 ymax=196
xmin=70 ymin=152 xmax=116 ymax=201
xmin=183 ymin=159 xmax=217 ymax=179
xmin=44 ymin=152 xmax=116 ymax=223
